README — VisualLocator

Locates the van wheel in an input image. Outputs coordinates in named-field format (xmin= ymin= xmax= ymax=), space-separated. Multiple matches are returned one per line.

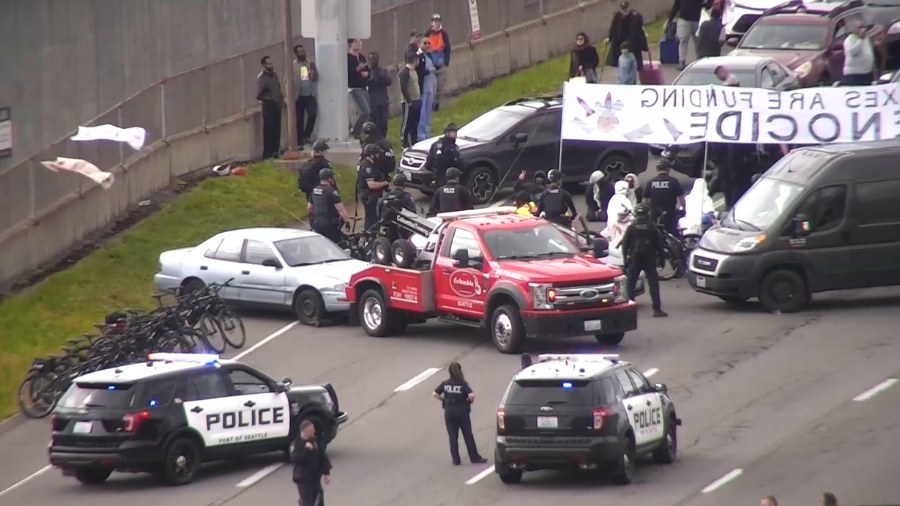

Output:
xmin=490 ymin=304 xmax=525 ymax=354
xmin=652 ymin=422 xmax=677 ymax=464
xmin=371 ymin=237 xmax=392 ymax=265
xmin=610 ymin=436 xmax=635 ymax=485
xmin=497 ymin=464 xmax=523 ymax=484
xmin=162 ymin=437 xmax=201 ymax=486
xmin=759 ymin=269 xmax=808 ymax=313
xmin=359 ymin=289 xmax=393 ymax=337
xmin=599 ymin=154 xmax=632 ymax=181
xmin=391 ymin=239 xmax=416 ymax=268
xmin=595 ymin=332 xmax=625 ymax=346
xmin=75 ymin=467 xmax=113 ymax=485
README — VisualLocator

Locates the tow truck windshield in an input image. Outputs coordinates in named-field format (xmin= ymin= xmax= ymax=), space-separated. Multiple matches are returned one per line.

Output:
xmin=483 ymin=223 xmax=581 ymax=260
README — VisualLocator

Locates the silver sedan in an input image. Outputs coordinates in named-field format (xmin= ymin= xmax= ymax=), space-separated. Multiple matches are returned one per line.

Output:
xmin=154 ymin=228 xmax=370 ymax=325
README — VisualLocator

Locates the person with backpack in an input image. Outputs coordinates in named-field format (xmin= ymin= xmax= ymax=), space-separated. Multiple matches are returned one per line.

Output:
xmin=620 ymin=204 xmax=667 ymax=318
xmin=298 ymin=140 xmax=334 ymax=203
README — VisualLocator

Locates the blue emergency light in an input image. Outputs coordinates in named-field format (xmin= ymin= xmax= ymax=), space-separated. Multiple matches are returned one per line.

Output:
xmin=562 ymin=382 xmax=573 ymax=389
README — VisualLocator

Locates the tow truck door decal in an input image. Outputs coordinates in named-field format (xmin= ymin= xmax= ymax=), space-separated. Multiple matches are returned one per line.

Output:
xmin=184 ymin=392 xmax=290 ymax=447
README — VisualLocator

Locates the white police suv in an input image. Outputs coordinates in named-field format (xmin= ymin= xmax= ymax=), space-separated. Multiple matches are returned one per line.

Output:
xmin=495 ymin=354 xmax=680 ymax=484
xmin=48 ymin=353 xmax=348 ymax=486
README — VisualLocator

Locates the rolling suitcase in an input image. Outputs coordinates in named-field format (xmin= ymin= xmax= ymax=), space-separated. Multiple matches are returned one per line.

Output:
xmin=659 ymin=37 xmax=679 ymax=64
xmin=639 ymin=48 xmax=665 ymax=85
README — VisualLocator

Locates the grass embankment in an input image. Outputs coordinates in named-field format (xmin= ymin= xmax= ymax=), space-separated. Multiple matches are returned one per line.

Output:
xmin=0 ymin=17 xmax=665 ymax=419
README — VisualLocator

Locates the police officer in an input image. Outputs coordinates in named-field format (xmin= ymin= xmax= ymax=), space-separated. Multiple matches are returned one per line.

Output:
xmin=383 ymin=173 xmax=417 ymax=213
xmin=620 ymin=204 xmax=667 ymax=318
xmin=536 ymin=169 xmax=577 ymax=227
xmin=642 ymin=157 xmax=685 ymax=237
xmin=357 ymin=143 xmax=390 ymax=230
xmin=432 ymin=362 xmax=488 ymax=466
xmin=291 ymin=419 xmax=331 ymax=506
xmin=360 ymin=121 xmax=396 ymax=179
xmin=428 ymin=167 xmax=473 ymax=216
xmin=425 ymin=122 xmax=463 ymax=188
xmin=298 ymin=140 xmax=333 ymax=202
xmin=310 ymin=168 xmax=351 ymax=244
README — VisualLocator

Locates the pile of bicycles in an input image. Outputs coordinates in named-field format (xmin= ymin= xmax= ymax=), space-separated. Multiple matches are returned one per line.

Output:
xmin=17 ymin=280 xmax=246 ymax=419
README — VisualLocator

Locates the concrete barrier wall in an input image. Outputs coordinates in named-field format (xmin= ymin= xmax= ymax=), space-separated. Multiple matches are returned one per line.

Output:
xmin=0 ymin=0 xmax=669 ymax=287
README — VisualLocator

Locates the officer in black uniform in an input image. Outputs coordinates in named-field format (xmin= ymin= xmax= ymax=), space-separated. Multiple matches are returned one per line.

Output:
xmin=536 ymin=169 xmax=577 ymax=227
xmin=357 ymin=143 xmax=390 ymax=231
xmin=642 ymin=157 xmax=685 ymax=237
xmin=292 ymin=419 xmax=332 ymax=506
xmin=620 ymin=204 xmax=668 ymax=318
xmin=425 ymin=123 xmax=463 ymax=188
xmin=432 ymin=362 xmax=488 ymax=466
xmin=360 ymin=121 xmax=396 ymax=179
xmin=310 ymin=168 xmax=351 ymax=244
xmin=382 ymin=173 xmax=417 ymax=213
xmin=428 ymin=167 xmax=474 ymax=216
xmin=298 ymin=140 xmax=333 ymax=202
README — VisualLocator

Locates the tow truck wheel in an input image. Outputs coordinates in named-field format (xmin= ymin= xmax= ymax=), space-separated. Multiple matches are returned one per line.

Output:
xmin=372 ymin=237 xmax=392 ymax=265
xmin=391 ymin=239 xmax=416 ymax=268
xmin=74 ymin=467 xmax=112 ymax=485
xmin=490 ymin=304 xmax=525 ymax=353
xmin=594 ymin=332 xmax=625 ymax=346
xmin=359 ymin=289 xmax=393 ymax=337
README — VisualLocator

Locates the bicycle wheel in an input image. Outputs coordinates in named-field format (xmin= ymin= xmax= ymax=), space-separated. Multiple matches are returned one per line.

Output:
xmin=657 ymin=237 xmax=682 ymax=281
xmin=195 ymin=313 xmax=227 ymax=353
xmin=18 ymin=371 xmax=61 ymax=419
xmin=216 ymin=306 xmax=246 ymax=349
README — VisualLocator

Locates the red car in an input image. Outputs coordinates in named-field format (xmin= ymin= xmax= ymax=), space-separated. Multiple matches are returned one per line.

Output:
xmin=729 ymin=0 xmax=886 ymax=86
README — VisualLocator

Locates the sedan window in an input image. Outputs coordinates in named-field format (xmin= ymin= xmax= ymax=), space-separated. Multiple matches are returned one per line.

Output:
xmin=275 ymin=236 xmax=349 ymax=267
xmin=212 ymin=237 xmax=244 ymax=262
xmin=740 ymin=22 xmax=827 ymax=50
xmin=244 ymin=240 xmax=277 ymax=265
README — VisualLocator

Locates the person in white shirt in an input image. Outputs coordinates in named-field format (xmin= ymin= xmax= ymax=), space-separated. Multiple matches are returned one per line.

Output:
xmin=714 ymin=65 xmax=740 ymax=86
xmin=842 ymin=23 xmax=875 ymax=86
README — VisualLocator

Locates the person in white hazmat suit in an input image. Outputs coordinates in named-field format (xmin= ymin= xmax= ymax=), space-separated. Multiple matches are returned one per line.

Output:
xmin=602 ymin=180 xmax=634 ymax=249
xmin=679 ymin=178 xmax=717 ymax=237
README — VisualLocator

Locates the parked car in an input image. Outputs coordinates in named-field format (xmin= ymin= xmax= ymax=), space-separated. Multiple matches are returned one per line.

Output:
xmin=154 ymin=228 xmax=369 ymax=325
xmin=729 ymin=0 xmax=887 ymax=86
xmin=399 ymin=97 xmax=649 ymax=205
xmin=649 ymin=56 xmax=800 ymax=178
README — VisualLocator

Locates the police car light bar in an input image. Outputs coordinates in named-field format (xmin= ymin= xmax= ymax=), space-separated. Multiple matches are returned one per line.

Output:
xmin=436 ymin=207 xmax=518 ymax=221
xmin=537 ymin=354 xmax=620 ymax=364
xmin=148 ymin=353 xmax=220 ymax=364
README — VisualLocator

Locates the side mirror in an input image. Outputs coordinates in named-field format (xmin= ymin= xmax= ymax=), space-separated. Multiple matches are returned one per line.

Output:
xmin=791 ymin=215 xmax=811 ymax=237
xmin=592 ymin=237 xmax=610 ymax=258
xmin=512 ymin=132 xmax=528 ymax=145
xmin=725 ymin=37 xmax=738 ymax=48
xmin=654 ymin=383 xmax=668 ymax=394
xmin=452 ymin=248 xmax=470 ymax=268
xmin=282 ymin=376 xmax=293 ymax=387
xmin=275 ymin=383 xmax=287 ymax=393
xmin=262 ymin=258 xmax=282 ymax=269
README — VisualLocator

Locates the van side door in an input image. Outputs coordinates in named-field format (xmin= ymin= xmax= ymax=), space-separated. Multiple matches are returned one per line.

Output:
xmin=847 ymin=179 xmax=900 ymax=287
xmin=783 ymin=184 xmax=851 ymax=291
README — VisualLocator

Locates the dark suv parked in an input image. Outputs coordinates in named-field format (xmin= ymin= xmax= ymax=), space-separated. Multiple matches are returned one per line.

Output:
xmin=399 ymin=97 xmax=648 ymax=205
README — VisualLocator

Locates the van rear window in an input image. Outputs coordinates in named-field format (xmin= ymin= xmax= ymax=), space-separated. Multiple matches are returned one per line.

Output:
xmin=57 ymin=383 xmax=137 ymax=409
xmin=507 ymin=379 xmax=596 ymax=405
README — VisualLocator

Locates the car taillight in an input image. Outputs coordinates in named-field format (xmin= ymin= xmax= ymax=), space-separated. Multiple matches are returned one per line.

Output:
xmin=122 ymin=411 xmax=151 ymax=433
xmin=593 ymin=408 xmax=611 ymax=430
xmin=497 ymin=407 xmax=506 ymax=431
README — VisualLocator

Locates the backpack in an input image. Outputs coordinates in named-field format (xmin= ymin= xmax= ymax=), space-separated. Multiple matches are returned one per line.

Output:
xmin=298 ymin=160 xmax=323 ymax=194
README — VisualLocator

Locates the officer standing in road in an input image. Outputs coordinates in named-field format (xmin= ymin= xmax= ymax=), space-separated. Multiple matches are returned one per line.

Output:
xmin=428 ymin=167 xmax=473 ymax=216
xmin=425 ymin=123 xmax=463 ymax=188
xmin=432 ymin=362 xmax=488 ymax=466
xmin=620 ymin=204 xmax=667 ymax=318
xmin=642 ymin=157 xmax=685 ymax=236
xmin=383 ymin=173 xmax=417 ymax=213
xmin=298 ymin=140 xmax=333 ymax=202
xmin=357 ymin=143 xmax=390 ymax=230
xmin=310 ymin=168 xmax=351 ymax=244
xmin=292 ymin=419 xmax=332 ymax=506
xmin=360 ymin=121 xmax=396 ymax=180
xmin=536 ymin=169 xmax=578 ymax=227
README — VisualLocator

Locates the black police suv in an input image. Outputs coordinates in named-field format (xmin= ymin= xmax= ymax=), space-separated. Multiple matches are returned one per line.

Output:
xmin=399 ymin=97 xmax=648 ymax=205
xmin=48 ymin=353 xmax=348 ymax=486
xmin=495 ymin=354 xmax=680 ymax=485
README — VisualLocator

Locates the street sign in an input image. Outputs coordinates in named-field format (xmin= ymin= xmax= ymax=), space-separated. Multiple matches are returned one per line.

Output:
xmin=0 ymin=107 xmax=11 ymax=159
xmin=300 ymin=0 xmax=371 ymax=39
xmin=468 ymin=0 xmax=482 ymax=42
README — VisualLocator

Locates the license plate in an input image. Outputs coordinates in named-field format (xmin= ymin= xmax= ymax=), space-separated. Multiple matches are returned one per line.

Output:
xmin=537 ymin=416 xmax=558 ymax=429
xmin=73 ymin=421 xmax=93 ymax=434
xmin=696 ymin=276 xmax=707 ymax=288
xmin=584 ymin=319 xmax=603 ymax=331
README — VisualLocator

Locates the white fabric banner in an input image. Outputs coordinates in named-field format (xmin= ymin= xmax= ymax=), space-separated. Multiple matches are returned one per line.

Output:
xmin=71 ymin=124 xmax=146 ymax=150
xmin=41 ymin=157 xmax=115 ymax=189
xmin=561 ymin=82 xmax=900 ymax=145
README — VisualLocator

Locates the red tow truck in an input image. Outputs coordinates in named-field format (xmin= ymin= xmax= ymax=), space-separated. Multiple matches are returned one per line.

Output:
xmin=345 ymin=208 xmax=638 ymax=353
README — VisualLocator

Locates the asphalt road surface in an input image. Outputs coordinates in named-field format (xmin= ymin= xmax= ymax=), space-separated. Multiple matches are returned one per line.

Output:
xmin=1 ymin=165 xmax=898 ymax=506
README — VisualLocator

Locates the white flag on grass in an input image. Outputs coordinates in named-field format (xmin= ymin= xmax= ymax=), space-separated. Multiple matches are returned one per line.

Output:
xmin=71 ymin=124 xmax=146 ymax=150
xmin=41 ymin=157 xmax=115 ymax=189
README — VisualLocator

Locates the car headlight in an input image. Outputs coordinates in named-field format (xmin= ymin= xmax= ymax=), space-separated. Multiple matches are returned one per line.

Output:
xmin=529 ymin=283 xmax=556 ymax=309
xmin=733 ymin=234 xmax=766 ymax=253
xmin=795 ymin=62 xmax=813 ymax=77
xmin=332 ymin=283 xmax=347 ymax=292
xmin=613 ymin=275 xmax=629 ymax=303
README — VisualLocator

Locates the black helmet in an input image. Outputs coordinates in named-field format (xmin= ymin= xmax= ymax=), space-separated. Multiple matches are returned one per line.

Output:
xmin=362 ymin=121 xmax=377 ymax=136
xmin=393 ymin=173 xmax=408 ymax=186
xmin=444 ymin=122 xmax=459 ymax=133
xmin=319 ymin=167 xmax=335 ymax=180
xmin=362 ymin=143 xmax=384 ymax=158
xmin=446 ymin=167 xmax=463 ymax=181
xmin=312 ymin=139 xmax=329 ymax=153
xmin=547 ymin=169 xmax=562 ymax=183
xmin=634 ymin=203 xmax=650 ymax=218
xmin=533 ymin=170 xmax=547 ymax=183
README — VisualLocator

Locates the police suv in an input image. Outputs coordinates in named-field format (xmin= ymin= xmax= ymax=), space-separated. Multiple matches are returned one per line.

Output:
xmin=48 ymin=353 xmax=348 ymax=486
xmin=495 ymin=354 xmax=680 ymax=484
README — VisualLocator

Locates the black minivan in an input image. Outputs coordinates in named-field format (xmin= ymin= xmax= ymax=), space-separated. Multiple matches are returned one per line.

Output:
xmin=687 ymin=140 xmax=900 ymax=312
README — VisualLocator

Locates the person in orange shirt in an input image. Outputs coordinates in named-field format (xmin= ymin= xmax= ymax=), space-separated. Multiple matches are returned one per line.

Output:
xmin=425 ymin=14 xmax=451 ymax=111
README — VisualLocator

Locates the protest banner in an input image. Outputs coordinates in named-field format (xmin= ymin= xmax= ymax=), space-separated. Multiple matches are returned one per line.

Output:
xmin=561 ymin=82 xmax=900 ymax=145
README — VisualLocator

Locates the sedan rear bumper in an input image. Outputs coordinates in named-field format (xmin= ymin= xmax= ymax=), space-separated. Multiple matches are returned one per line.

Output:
xmin=153 ymin=274 xmax=181 ymax=293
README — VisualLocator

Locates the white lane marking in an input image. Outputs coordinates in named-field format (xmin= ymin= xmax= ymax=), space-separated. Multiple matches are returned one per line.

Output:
xmin=466 ymin=465 xmax=495 ymax=485
xmin=0 ymin=465 xmax=51 ymax=498
xmin=642 ymin=368 xmax=659 ymax=378
xmin=233 ymin=320 xmax=300 ymax=360
xmin=235 ymin=462 xmax=283 ymax=488
xmin=700 ymin=468 xmax=744 ymax=494
xmin=853 ymin=378 xmax=898 ymax=402
xmin=394 ymin=367 xmax=441 ymax=392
